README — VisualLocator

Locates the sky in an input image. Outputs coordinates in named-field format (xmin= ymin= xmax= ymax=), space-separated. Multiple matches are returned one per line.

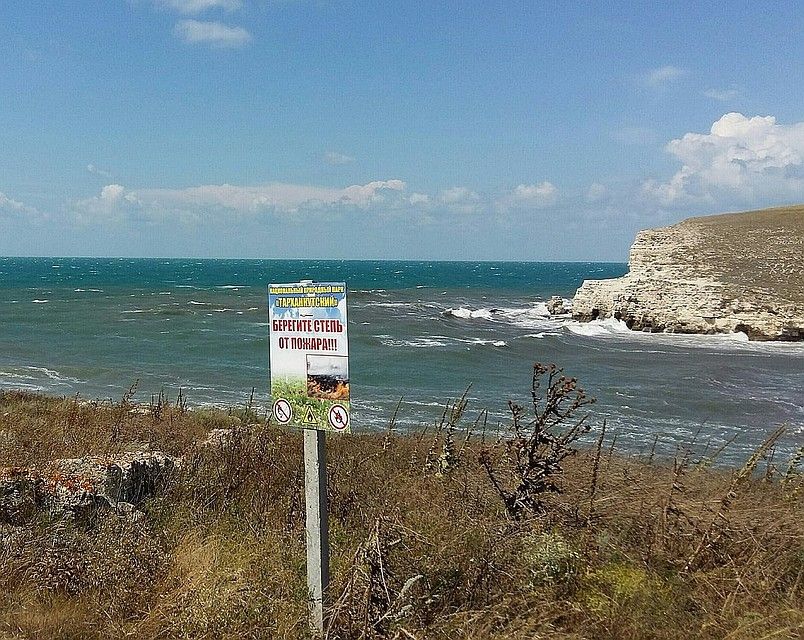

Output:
xmin=1 ymin=1 xmax=803 ymax=261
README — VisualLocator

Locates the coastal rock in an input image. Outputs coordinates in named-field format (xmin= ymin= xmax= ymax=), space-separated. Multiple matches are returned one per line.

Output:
xmin=546 ymin=296 xmax=568 ymax=316
xmin=572 ymin=206 xmax=804 ymax=341
xmin=0 ymin=451 xmax=178 ymax=524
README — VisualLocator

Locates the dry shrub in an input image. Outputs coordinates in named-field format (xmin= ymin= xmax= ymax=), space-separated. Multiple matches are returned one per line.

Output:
xmin=0 ymin=373 xmax=802 ymax=640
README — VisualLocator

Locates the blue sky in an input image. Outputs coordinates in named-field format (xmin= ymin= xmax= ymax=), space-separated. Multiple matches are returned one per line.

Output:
xmin=1 ymin=1 xmax=803 ymax=260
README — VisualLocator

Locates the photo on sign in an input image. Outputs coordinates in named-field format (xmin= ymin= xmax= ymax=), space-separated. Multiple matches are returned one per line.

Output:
xmin=306 ymin=354 xmax=350 ymax=401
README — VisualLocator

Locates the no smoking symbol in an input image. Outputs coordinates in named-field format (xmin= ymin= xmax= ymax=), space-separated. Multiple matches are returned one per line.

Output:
xmin=273 ymin=398 xmax=292 ymax=424
xmin=328 ymin=404 xmax=349 ymax=431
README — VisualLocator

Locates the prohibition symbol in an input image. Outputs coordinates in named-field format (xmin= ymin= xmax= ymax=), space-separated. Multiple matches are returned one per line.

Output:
xmin=272 ymin=398 xmax=292 ymax=424
xmin=328 ymin=404 xmax=349 ymax=431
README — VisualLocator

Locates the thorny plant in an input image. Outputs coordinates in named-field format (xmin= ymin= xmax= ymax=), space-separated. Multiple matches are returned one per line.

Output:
xmin=327 ymin=518 xmax=423 ymax=639
xmin=480 ymin=363 xmax=595 ymax=519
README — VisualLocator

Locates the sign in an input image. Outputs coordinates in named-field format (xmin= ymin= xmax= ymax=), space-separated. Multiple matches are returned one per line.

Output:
xmin=269 ymin=281 xmax=350 ymax=433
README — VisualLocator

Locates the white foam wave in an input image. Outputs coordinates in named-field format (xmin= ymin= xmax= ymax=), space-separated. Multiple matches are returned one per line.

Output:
xmin=519 ymin=331 xmax=560 ymax=339
xmin=565 ymin=317 xmax=633 ymax=337
xmin=455 ymin=338 xmax=508 ymax=347
xmin=565 ymin=318 xmax=804 ymax=353
xmin=444 ymin=307 xmax=494 ymax=320
xmin=10 ymin=366 xmax=84 ymax=384
xmin=444 ymin=302 xmax=566 ymax=331
xmin=188 ymin=300 xmax=211 ymax=306
xmin=31 ymin=299 xmax=49 ymax=303
xmin=380 ymin=337 xmax=450 ymax=348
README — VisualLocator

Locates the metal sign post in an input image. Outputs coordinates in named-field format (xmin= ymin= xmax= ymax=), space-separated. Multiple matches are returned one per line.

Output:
xmin=268 ymin=281 xmax=350 ymax=636
xmin=304 ymin=428 xmax=330 ymax=635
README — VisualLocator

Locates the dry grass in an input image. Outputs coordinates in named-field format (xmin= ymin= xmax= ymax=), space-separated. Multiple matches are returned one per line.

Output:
xmin=0 ymin=379 xmax=802 ymax=639
xmin=684 ymin=204 xmax=804 ymax=306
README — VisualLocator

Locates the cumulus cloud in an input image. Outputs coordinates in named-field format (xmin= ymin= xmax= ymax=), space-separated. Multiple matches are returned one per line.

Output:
xmin=87 ymin=163 xmax=112 ymax=178
xmin=340 ymin=180 xmax=406 ymax=207
xmin=703 ymin=88 xmax=739 ymax=102
xmin=74 ymin=184 xmax=142 ymax=223
xmin=0 ymin=191 xmax=39 ymax=218
xmin=495 ymin=182 xmax=558 ymax=213
xmin=438 ymin=186 xmax=481 ymax=214
xmin=512 ymin=182 xmax=557 ymax=207
xmin=323 ymin=151 xmax=355 ymax=166
xmin=73 ymin=179 xmax=409 ymax=223
xmin=173 ymin=19 xmax=252 ymax=47
xmin=155 ymin=0 xmax=242 ymax=14
xmin=641 ymin=112 xmax=804 ymax=208
xmin=408 ymin=192 xmax=430 ymax=206
xmin=645 ymin=65 xmax=686 ymax=87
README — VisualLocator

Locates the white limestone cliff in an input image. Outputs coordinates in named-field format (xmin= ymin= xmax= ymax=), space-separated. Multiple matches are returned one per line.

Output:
xmin=572 ymin=206 xmax=804 ymax=341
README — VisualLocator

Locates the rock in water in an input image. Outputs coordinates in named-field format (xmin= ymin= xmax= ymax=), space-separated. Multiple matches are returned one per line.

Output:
xmin=572 ymin=205 xmax=804 ymax=340
xmin=547 ymin=296 xmax=567 ymax=316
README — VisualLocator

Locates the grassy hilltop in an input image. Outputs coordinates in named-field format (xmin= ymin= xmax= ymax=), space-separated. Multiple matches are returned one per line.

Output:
xmin=0 ymin=368 xmax=802 ymax=639
xmin=683 ymin=204 xmax=804 ymax=307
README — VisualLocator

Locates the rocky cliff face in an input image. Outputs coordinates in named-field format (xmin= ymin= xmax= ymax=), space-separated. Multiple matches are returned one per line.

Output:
xmin=572 ymin=205 xmax=804 ymax=341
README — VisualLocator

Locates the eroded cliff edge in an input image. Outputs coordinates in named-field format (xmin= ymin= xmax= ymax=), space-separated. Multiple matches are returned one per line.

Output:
xmin=572 ymin=205 xmax=804 ymax=341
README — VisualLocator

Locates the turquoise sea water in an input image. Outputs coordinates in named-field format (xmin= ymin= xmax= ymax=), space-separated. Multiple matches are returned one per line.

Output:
xmin=1 ymin=257 xmax=802 ymax=463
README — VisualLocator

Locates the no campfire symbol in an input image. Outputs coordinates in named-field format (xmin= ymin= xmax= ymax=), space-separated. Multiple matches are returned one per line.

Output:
xmin=328 ymin=404 xmax=349 ymax=431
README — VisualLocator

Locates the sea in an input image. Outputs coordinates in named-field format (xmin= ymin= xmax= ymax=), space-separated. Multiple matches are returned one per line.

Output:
xmin=1 ymin=257 xmax=802 ymax=464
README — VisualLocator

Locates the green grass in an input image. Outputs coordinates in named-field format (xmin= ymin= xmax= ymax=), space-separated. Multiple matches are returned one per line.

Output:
xmin=271 ymin=378 xmax=347 ymax=432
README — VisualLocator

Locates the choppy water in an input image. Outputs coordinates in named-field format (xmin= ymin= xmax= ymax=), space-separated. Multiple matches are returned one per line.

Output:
xmin=1 ymin=257 xmax=802 ymax=463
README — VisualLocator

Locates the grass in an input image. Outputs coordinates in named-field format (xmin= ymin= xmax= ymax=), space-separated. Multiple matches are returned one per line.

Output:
xmin=0 ymin=378 xmax=802 ymax=639
xmin=271 ymin=378 xmax=344 ymax=431
xmin=682 ymin=204 xmax=804 ymax=306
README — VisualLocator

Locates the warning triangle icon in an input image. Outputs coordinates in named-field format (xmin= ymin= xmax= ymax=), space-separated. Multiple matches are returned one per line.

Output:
xmin=303 ymin=405 xmax=317 ymax=425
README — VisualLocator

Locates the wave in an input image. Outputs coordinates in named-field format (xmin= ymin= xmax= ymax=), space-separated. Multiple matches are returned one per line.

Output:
xmin=31 ymin=299 xmax=49 ymax=303
xmin=565 ymin=318 xmax=804 ymax=354
xmin=379 ymin=334 xmax=508 ymax=349
xmin=380 ymin=337 xmax=451 ymax=348
xmin=443 ymin=300 xmax=571 ymax=330
xmin=445 ymin=307 xmax=495 ymax=320
xmin=0 ymin=366 xmax=84 ymax=385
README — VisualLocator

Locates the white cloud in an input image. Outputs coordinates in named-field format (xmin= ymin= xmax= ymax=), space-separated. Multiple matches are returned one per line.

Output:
xmin=87 ymin=163 xmax=112 ymax=178
xmin=173 ymin=19 xmax=252 ymax=47
xmin=340 ymin=180 xmax=406 ymax=207
xmin=512 ymin=182 xmax=558 ymax=207
xmin=641 ymin=112 xmax=804 ymax=208
xmin=438 ymin=186 xmax=481 ymax=214
xmin=645 ymin=65 xmax=686 ymax=87
xmin=324 ymin=151 xmax=355 ymax=166
xmin=155 ymin=0 xmax=242 ymax=14
xmin=0 ymin=191 xmax=39 ymax=218
xmin=408 ymin=192 xmax=430 ymax=206
xmin=73 ymin=179 xmax=409 ymax=223
xmin=74 ymin=184 xmax=142 ymax=223
xmin=585 ymin=182 xmax=609 ymax=203
xmin=495 ymin=182 xmax=558 ymax=213
xmin=703 ymin=88 xmax=739 ymax=102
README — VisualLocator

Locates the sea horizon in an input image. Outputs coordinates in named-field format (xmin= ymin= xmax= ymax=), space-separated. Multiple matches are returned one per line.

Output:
xmin=1 ymin=257 xmax=801 ymax=465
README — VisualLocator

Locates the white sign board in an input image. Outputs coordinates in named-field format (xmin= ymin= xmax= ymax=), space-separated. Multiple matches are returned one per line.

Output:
xmin=269 ymin=281 xmax=350 ymax=433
